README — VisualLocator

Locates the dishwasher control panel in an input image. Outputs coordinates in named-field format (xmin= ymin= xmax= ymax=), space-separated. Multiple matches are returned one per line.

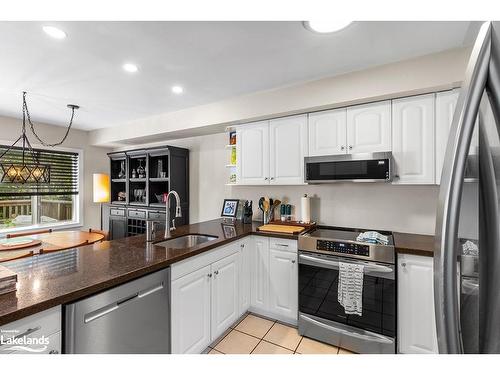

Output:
xmin=316 ymin=240 xmax=370 ymax=257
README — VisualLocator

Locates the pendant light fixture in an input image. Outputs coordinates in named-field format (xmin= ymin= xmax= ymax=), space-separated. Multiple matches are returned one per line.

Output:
xmin=0 ymin=92 xmax=79 ymax=184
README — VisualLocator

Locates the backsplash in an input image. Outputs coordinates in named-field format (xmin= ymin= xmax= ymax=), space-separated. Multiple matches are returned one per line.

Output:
xmin=229 ymin=184 xmax=439 ymax=235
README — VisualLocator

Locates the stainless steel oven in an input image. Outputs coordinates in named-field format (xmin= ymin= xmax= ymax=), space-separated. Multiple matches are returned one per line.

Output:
xmin=298 ymin=226 xmax=396 ymax=354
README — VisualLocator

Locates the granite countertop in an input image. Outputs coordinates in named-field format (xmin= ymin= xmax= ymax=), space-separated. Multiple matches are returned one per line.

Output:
xmin=0 ymin=219 xmax=434 ymax=326
xmin=0 ymin=219 xmax=297 ymax=326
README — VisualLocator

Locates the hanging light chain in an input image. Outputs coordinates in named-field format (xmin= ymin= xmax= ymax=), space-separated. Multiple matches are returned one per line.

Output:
xmin=23 ymin=91 xmax=78 ymax=147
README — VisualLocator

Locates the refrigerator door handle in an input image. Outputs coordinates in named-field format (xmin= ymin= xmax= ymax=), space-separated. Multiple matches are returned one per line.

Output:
xmin=479 ymin=25 xmax=500 ymax=352
xmin=434 ymin=21 xmax=492 ymax=354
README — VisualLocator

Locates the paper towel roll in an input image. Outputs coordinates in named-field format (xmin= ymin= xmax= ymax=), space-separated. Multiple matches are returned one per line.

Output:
xmin=300 ymin=194 xmax=311 ymax=223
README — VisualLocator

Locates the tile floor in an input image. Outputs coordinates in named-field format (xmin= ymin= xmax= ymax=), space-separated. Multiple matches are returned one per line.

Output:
xmin=205 ymin=313 xmax=356 ymax=355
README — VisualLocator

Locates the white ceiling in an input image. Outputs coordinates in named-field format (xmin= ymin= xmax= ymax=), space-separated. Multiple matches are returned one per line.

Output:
xmin=0 ymin=21 xmax=479 ymax=131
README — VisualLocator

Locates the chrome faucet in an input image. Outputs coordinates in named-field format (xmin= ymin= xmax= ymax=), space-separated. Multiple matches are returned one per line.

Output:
xmin=165 ymin=190 xmax=182 ymax=237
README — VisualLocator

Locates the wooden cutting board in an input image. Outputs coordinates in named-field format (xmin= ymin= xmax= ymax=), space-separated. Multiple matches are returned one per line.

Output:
xmin=257 ymin=224 xmax=306 ymax=234
xmin=268 ymin=220 xmax=316 ymax=229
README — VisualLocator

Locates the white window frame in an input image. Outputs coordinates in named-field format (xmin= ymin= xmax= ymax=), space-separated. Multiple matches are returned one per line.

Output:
xmin=0 ymin=140 xmax=83 ymax=237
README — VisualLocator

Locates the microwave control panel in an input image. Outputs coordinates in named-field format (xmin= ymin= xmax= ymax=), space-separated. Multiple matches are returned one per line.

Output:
xmin=316 ymin=240 xmax=370 ymax=257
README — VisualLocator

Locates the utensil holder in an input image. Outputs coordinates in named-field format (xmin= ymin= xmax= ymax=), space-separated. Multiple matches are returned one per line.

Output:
xmin=263 ymin=211 xmax=270 ymax=224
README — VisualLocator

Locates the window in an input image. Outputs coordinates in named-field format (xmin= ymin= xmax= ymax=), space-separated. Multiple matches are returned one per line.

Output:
xmin=0 ymin=144 xmax=80 ymax=232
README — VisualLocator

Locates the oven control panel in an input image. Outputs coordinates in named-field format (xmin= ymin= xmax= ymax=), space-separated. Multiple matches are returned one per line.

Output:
xmin=316 ymin=240 xmax=370 ymax=257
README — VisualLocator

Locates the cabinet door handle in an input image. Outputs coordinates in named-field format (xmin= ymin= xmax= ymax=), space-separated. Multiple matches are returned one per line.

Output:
xmin=291 ymin=260 xmax=296 ymax=264
xmin=401 ymin=262 xmax=406 ymax=268
xmin=349 ymin=145 xmax=353 ymax=150
xmin=240 ymin=244 xmax=245 ymax=248
xmin=264 ymin=177 xmax=268 ymax=181
xmin=341 ymin=145 xmax=345 ymax=151
xmin=207 ymin=273 xmax=212 ymax=278
xmin=214 ymin=270 xmax=219 ymax=275
xmin=270 ymin=177 xmax=274 ymax=181
xmin=275 ymin=243 xmax=289 ymax=248
xmin=49 ymin=350 xmax=59 ymax=354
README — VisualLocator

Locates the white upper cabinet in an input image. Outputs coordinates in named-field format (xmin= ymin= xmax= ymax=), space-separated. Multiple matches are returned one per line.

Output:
xmin=435 ymin=89 xmax=459 ymax=184
xmin=346 ymin=101 xmax=392 ymax=153
xmin=308 ymin=108 xmax=347 ymax=156
xmin=269 ymin=115 xmax=308 ymax=185
xmin=236 ymin=121 xmax=269 ymax=185
xmin=392 ymin=94 xmax=436 ymax=184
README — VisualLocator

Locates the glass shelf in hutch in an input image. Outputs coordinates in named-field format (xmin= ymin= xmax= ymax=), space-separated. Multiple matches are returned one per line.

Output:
xmin=127 ymin=150 xmax=148 ymax=206
xmin=109 ymin=152 xmax=128 ymax=204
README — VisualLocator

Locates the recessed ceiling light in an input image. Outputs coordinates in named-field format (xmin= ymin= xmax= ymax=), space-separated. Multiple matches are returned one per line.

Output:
xmin=303 ymin=21 xmax=352 ymax=34
xmin=42 ymin=26 xmax=67 ymax=40
xmin=171 ymin=85 xmax=184 ymax=94
xmin=122 ymin=63 xmax=138 ymax=73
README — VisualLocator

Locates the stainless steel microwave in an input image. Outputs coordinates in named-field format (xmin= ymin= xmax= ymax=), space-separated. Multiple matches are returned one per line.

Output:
xmin=304 ymin=152 xmax=392 ymax=183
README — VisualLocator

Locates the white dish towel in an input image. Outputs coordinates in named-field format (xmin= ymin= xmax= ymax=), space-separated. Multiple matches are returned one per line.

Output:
xmin=338 ymin=262 xmax=364 ymax=316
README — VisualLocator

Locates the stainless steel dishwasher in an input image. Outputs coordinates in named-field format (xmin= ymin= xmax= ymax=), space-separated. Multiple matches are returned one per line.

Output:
xmin=64 ymin=268 xmax=170 ymax=354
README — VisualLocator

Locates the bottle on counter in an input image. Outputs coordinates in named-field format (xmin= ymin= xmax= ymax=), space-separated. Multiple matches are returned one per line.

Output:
xmin=280 ymin=204 xmax=286 ymax=221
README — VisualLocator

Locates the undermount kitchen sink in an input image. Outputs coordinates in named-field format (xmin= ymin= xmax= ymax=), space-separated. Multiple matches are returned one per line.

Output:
xmin=154 ymin=234 xmax=218 ymax=249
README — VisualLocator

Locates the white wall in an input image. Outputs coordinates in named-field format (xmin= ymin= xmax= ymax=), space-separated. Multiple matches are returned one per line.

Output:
xmin=109 ymin=47 xmax=475 ymax=235
xmin=92 ymin=47 xmax=470 ymax=147
xmin=0 ymin=115 xmax=112 ymax=231
xmin=119 ymin=132 xmax=439 ymax=235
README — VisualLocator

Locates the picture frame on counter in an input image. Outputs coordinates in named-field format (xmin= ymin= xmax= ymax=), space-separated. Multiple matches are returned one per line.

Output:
xmin=221 ymin=199 xmax=239 ymax=221
xmin=221 ymin=199 xmax=239 ymax=217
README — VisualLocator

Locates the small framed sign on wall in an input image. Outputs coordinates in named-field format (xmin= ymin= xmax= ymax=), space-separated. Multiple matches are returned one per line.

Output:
xmin=221 ymin=199 xmax=239 ymax=222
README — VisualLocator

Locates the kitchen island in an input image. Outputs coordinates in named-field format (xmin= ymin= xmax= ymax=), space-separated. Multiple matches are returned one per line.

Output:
xmin=0 ymin=220 xmax=435 ymax=326
xmin=0 ymin=219 xmax=299 ymax=326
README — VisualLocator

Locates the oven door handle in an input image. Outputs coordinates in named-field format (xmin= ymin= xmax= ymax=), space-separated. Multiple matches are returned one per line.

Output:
xmin=300 ymin=314 xmax=394 ymax=344
xmin=298 ymin=254 xmax=393 ymax=274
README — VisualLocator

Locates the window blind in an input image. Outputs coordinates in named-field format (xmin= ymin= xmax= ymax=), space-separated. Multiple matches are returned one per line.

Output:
xmin=0 ymin=145 xmax=79 ymax=197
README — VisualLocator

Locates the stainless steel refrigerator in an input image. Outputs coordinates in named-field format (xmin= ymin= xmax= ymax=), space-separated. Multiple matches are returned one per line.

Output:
xmin=435 ymin=21 xmax=500 ymax=354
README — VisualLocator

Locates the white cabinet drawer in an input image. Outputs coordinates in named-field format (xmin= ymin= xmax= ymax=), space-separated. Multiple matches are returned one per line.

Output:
xmin=171 ymin=242 xmax=239 ymax=281
xmin=0 ymin=306 xmax=61 ymax=354
xmin=269 ymin=237 xmax=297 ymax=252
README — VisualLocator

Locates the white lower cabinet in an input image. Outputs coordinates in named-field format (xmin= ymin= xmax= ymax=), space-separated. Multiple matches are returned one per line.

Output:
xmin=238 ymin=238 xmax=251 ymax=315
xmin=0 ymin=306 xmax=62 ymax=354
xmin=171 ymin=243 xmax=240 ymax=354
xmin=251 ymin=236 xmax=270 ymax=311
xmin=250 ymin=236 xmax=298 ymax=324
xmin=171 ymin=236 xmax=299 ymax=353
xmin=397 ymin=254 xmax=438 ymax=354
xmin=171 ymin=265 xmax=212 ymax=354
xmin=269 ymin=248 xmax=298 ymax=320
xmin=210 ymin=252 xmax=239 ymax=341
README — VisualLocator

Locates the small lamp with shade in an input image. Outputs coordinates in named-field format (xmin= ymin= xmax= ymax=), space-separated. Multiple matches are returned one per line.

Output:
xmin=93 ymin=173 xmax=110 ymax=230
